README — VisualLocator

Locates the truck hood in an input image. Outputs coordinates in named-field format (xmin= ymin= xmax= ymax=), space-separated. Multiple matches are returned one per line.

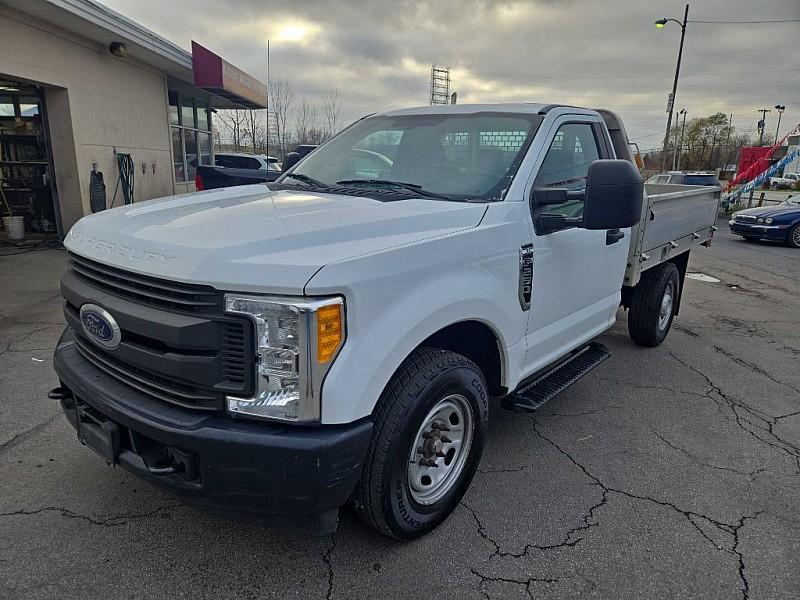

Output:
xmin=65 ymin=185 xmax=487 ymax=294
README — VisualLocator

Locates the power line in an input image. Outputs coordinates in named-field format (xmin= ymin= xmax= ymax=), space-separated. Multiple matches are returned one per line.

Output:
xmin=688 ymin=19 xmax=800 ymax=24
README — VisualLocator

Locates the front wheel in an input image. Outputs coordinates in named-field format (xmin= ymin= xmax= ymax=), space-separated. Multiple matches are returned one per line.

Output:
xmin=350 ymin=347 xmax=488 ymax=539
xmin=788 ymin=224 xmax=800 ymax=248
xmin=628 ymin=262 xmax=680 ymax=347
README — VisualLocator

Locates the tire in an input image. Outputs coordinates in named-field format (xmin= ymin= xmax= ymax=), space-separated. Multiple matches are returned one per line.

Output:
xmin=628 ymin=262 xmax=680 ymax=347
xmin=350 ymin=347 xmax=489 ymax=539
xmin=788 ymin=224 xmax=800 ymax=249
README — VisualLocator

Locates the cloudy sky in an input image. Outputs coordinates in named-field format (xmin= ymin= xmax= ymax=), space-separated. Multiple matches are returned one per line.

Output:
xmin=104 ymin=0 xmax=800 ymax=149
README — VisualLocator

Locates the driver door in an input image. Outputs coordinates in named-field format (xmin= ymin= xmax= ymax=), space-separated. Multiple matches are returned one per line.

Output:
xmin=523 ymin=118 xmax=630 ymax=375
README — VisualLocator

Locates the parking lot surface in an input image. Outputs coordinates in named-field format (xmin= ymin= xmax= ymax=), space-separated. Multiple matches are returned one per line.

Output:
xmin=1 ymin=219 xmax=799 ymax=599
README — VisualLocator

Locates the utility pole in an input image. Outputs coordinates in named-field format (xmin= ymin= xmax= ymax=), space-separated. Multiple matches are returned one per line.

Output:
xmin=674 ymin=109 xmax=687 ymax=170
xmin=749 ymin=108 xmax=772 ymax=208
xmin=265 ymin=40 xmax=270 ymax=160
xmin=757 ymin=108 xmax=771 ymax=145
xmin=658 ymin=4 xmax=689 ymax=171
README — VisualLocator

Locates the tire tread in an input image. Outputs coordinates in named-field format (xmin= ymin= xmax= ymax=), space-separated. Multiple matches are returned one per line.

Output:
xmin=628 ymin=262 xmax=679 ymax=347
xmin=350 ymin=347 xmax=483 ymax=538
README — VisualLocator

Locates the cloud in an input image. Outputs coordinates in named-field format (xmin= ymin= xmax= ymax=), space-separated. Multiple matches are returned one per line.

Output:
xmin=103 ymin=0 xmax=800 ymax=146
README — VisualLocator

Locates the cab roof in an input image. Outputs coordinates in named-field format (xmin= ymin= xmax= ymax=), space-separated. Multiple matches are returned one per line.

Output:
xmin=380 ymin=103 xmax=600 ymax=118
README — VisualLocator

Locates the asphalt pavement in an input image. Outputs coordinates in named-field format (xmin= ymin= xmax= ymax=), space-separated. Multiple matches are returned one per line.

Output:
xmin=1 ymin=220 xmax=799 ymax=599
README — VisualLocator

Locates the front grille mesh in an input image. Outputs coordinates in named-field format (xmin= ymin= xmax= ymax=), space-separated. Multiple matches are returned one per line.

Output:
xmin=73 ymin=335 xmax=221 ymax=410
xmin=735 ymin=215 xmax=757 ymax=223
xmin=66 ymin=253 xmax=254 ymax=411
xmin=69 ymin=253 xmax=221 ymax=312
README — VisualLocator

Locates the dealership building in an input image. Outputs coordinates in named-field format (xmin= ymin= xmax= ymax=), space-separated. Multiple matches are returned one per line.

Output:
xmin=0 ymin=0 xmax=266 ymax=239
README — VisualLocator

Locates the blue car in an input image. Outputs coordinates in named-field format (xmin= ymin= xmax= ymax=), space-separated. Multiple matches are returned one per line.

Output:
xmin=729 ymin=197 xmax=800 ymax=248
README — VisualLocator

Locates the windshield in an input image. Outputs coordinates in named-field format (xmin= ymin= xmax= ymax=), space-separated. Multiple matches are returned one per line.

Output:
xmin=683 ymin=174 xmax=718 ymax=186
xmin=283 ymin=112 xmax=543 ymax=201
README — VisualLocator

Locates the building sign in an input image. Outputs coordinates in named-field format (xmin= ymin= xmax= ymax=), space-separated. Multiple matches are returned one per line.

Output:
xmin=191 ymin=41 xmax=267 ymax=109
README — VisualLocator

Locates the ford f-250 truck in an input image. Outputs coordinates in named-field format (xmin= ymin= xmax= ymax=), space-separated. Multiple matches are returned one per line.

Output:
xmin=50 ymin=104 xmax=720 ymax=539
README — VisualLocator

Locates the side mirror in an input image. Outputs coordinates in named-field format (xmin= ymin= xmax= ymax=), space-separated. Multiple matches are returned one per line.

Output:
xmin=283 ymin=152 xmax=301 ymax=171
xmin=582 ymin=159 xmax=643 ymax=230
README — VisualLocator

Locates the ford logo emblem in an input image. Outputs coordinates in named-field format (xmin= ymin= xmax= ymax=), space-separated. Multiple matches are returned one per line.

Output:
xmin=79 ymin=304 xmax=121 ymax=350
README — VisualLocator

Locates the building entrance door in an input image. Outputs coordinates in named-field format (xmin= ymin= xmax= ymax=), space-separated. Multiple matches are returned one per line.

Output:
xmin=0 ymin=77 xmax=61 ymax=240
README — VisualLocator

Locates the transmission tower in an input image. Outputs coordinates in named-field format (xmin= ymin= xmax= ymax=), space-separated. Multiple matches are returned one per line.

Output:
xmin=430 ymin=65 xmax=451 ymax=105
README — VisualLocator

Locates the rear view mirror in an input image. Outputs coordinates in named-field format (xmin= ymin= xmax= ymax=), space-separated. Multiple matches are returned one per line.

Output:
xmin=582 ymin=160 xmax=644 ymax=230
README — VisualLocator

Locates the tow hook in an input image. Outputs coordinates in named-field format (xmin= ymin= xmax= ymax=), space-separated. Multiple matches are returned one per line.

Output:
xmin=48 ymin=386 xmax=73 ymax=401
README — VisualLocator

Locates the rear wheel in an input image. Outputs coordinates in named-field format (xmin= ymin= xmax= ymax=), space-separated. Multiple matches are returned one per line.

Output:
xmin=628 ymin=262 xmax=680 ymax=347
xmin=788 ymin=224 xmax=800 ymax=248
xmin=350 ymin=347 xmax=488 ymax=539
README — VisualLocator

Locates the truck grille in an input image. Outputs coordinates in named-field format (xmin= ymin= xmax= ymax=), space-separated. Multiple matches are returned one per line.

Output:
xmin=63 ymin=254 xmax=255 ymax=411
xmin=73 ymin=334 xmax=221 ymax=409
xmin=69 ymin=253 xmax=221 ymax=312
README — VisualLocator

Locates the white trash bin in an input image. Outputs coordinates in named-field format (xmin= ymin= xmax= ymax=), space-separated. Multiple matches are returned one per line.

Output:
xmin=2 ymin=216 xmax=25 ymax=241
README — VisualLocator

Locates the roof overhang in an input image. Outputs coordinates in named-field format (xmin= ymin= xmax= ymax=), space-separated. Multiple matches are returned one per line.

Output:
xmin=5 ymin=0 xmax=265 ymax=109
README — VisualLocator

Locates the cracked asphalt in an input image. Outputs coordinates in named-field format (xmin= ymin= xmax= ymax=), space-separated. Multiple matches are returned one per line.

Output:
xmin=1 ymin=218 xmax=799 ymax=599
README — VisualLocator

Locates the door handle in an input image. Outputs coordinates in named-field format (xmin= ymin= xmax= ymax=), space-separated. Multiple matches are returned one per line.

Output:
xmin=606 ymin=229 xmax=625 ymax=245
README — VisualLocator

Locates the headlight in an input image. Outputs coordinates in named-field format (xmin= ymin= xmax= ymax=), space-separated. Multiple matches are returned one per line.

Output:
xmin=756 ymin=217 xmax=764 ymax=223
xmin=225 ymin=295 xmax=345 ymax=423
xmin=764 ymin=217 xmax=773 ymax=224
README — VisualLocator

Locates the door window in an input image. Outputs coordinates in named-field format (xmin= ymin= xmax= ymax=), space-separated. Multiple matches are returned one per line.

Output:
xmin=534 ymin=123 xmax=602 ymax=218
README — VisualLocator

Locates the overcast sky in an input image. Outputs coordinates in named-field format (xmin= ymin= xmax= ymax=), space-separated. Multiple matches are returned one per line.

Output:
xmin=104 ymin=0 xmax=800 ymax=149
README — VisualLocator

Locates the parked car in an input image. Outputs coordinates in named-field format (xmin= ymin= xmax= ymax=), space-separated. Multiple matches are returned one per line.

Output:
xmin=729 ymin=196 xmax=800 ymax=247
xmin=216 ymin=152 xmax=281 ymax=172
xmin=646 ymin=171 xmax=720 ymax=186
xmin=769 ymin=172 xmax=800 ymax=190
xmin=51 ymin=103 xmax=720 ymax=539
xmin=195 ymin=152 xmax=283 ymax=190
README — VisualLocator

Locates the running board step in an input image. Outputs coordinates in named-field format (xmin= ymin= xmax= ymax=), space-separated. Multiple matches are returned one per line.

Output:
xmin=502 ymin=342 xmax=611 ymax=412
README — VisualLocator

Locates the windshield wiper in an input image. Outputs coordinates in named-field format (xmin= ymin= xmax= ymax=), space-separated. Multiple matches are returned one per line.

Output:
xmin=282 ymin=172 xmax=326 ymax=188
xmin=336 ymin=179 xmax=453 ymax=201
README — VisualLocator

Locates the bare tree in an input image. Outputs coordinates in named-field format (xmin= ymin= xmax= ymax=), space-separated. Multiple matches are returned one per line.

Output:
xmin=322 ymin=88 xmax=343 ymax=141
xmin=269 ymin=79 xmax=294 ymax=159
xmin=215 ymin=109 xmax=248 ymax=151
xmin=295 ymin=100 xmax=319 ymax=146
xmin=242 ymin=109 xmax=267 ymax=154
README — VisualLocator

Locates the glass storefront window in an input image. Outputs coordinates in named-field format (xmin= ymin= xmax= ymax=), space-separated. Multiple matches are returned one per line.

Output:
xmin=184 ymin=129 xmax=198 ymax=180
xmin=168 ymin=92 xmax=180 ymax=126
xmin=181 ymin=96 xmax=196 ymax=130
xmin=198 ymin=132 xmax=212 ymax=166
xmin=169 ymin=90 xmax=214 ymax=185
xmin=171 ymin=127 xmax=185 ymax=182
xmin=198 ymin=101 xmax=211 ymax=131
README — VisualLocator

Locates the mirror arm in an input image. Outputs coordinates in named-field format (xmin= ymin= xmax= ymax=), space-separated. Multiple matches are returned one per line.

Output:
xmin=565 ymin=190 xmax=585 ymax=201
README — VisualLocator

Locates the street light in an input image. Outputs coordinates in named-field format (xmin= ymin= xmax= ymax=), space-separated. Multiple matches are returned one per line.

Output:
xmin=655 ymin=4 xmax=690 ymax=171
xmin=774 ymin=104 xmax=786 ymax=142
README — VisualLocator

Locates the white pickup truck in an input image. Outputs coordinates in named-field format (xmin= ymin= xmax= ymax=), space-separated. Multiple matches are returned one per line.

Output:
xmin=51 ymin=104 xmax=720 ymax=539
xmin=770 ymin=172 xmax=799 ymax=189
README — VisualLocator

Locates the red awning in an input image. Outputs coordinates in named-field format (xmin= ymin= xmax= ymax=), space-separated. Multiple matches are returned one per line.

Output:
xmin=191 ymin=41 xmax=267 ymax=109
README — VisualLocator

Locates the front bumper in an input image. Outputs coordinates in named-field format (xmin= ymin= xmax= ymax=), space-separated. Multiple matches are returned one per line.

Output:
xmin=53 ymin=328 xmax=371 ymax=534
xmin=728 ymin=220 xmax=789 ymax=241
